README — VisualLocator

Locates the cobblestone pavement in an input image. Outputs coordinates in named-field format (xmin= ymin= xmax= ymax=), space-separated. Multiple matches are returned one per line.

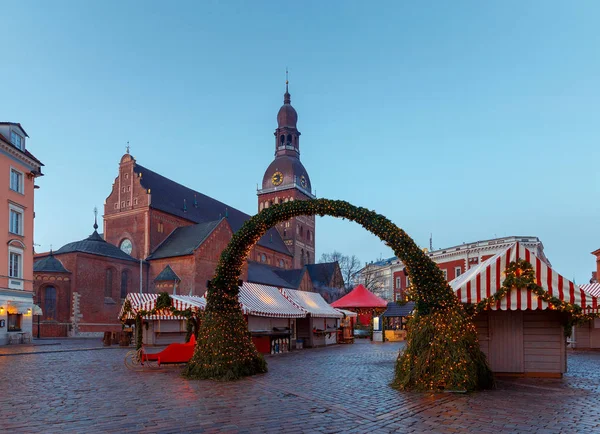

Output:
xmin=0 ymin=338 xmax=112 ymax=356
xmin=0 ymin=340 xmax=599 ymax=433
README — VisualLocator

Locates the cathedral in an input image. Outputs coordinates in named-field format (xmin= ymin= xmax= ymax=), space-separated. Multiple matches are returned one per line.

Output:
xmin=33 ymin=82 xmax=343 ymax=337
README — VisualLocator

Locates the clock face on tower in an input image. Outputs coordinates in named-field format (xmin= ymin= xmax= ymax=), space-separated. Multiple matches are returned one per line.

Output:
xmin=120 ymin=239 xmax=133 ymax=255
xmin=272 ymin=171 xmax=283 ymax=186
xmin=300 ymin=175 xmax=307 ymax=189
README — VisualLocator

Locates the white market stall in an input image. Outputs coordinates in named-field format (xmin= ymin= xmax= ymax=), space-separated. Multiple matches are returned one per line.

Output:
xmin=279 ymin=288 xmax=343 ymax=347
xmin=451 ymin=242 xmax=599 ymax=377
xmin=119 ymin=293 xmax=206 ymax=345
xmin=572 ymin=283 xmax=600 ymax=349
xmin=238 ymin=282 xmax=306 ymax=354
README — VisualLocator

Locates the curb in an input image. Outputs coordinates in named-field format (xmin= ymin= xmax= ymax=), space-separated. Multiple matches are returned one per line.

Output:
xmin=0 ymin=346 xmax=130 ymax=357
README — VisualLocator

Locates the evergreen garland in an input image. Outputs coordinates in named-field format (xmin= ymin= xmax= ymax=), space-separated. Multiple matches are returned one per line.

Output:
xmin=120 ymin=292 xmax=204 ymax=350
xmin=183 ymin=198 xmax=494 ymax=390
xmin=466 ymin=259 xmax=600 ymax=336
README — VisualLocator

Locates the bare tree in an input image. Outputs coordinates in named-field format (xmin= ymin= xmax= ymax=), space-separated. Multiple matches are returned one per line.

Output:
xmin=319 ymin=251 xmax=363 ymax=292
xmin=358 ymin=263 xmax=388 ymax=299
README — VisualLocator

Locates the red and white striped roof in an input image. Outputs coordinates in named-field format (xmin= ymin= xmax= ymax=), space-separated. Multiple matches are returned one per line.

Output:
xmin=238 ymin=283 xmax=306 ymax=318
xmin=119 ymin=293 xmax=206 ymax=320
xmin=450 ymin=243 xmax=599 ymax=312
xmin=580 ymin=283 xmax=600 ymax=298
xmin=279 ymin=288 xmax=343 ymax=318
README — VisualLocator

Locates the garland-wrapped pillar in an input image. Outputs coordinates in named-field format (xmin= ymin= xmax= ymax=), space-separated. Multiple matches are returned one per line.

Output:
xmin=184 ymin=199 xmax=493 ymax=390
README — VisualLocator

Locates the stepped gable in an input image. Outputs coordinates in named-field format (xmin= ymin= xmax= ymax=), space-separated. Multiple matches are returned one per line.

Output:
xmin=134 ymin=164 xmax=291 ymax=257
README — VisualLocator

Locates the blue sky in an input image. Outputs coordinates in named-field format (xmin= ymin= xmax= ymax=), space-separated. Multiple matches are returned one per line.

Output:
xmin=2 ymin=1 xmax=599 ymax=282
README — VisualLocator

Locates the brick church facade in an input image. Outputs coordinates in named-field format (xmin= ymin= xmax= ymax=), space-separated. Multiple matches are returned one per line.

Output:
xmin=33 ymin=82 xmax=342 ymax=337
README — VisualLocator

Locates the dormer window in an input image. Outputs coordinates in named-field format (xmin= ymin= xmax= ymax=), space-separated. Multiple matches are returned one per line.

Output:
xmin=10 ymin=131 xmax=24 ymax=150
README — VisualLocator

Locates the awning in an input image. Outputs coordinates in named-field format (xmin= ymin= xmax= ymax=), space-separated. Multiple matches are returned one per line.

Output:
xmin=119 ymin=293 xmax=206 ymax=320
xmin=279 ymin=288 xmax=342 ymax=318
xmin=383 ymin=301 xmax=415 ymax=317
xmin=238 ymin=283 xmax=305 ymax=318
xmin=580 ymin=283 xmax=600 ymax=297
xmin=32 ymin=304 xmax=43 ymax=316
xmin=6 ymin=302 xmax=29 ymax=315
xmin=450 ymin=242 xmax=599 ymax=312
xmin=335 ymin=309 xmax=357 ymax=318
xmin=330 ymin=284 xmax=388 ymax=309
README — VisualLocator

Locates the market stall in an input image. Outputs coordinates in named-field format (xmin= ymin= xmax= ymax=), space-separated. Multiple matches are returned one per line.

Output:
xmin=451 ymin=242 xmax=599 ymax=377
xmin=238 ymin=282 xmax=306 ymax=354
xmin=331 ymin=284 xmax=388 ymax=340
xmin=279 ymin=288 xmax=342 ymax=348
xmin=382 ymin=301 xmax=414 ymax=342
xmin=119 ymin=293 xmax=206 ymax=345
xmin=571 ymin=283 xmax=600 ymax=349
xmin=335 ymin=308 xmax=357 ymax=343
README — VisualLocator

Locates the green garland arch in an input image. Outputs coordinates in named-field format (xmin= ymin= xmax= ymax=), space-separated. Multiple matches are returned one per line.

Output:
xmin=183 ymin=198 xmax=494 ymax=390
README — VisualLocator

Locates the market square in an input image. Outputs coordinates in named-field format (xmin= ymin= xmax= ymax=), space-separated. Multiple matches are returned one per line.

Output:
xmin=1 ymin=2 xmax=600 ymax=433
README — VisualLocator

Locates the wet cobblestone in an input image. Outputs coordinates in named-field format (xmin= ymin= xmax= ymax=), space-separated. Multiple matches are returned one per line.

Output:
xmin=0 ymin=340 xmax=598 ymax=433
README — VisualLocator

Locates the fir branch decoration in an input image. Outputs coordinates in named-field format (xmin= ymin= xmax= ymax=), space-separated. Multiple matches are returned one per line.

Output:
xmin=183 ymin=198 xmax=494 ymax=390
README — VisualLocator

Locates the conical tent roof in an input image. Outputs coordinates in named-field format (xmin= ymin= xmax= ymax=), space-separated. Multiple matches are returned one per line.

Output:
xmin=331 ymin=284 xmax=388 ymax=308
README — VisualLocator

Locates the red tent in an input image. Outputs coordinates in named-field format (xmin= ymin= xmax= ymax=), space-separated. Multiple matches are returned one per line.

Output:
xmin=331 ymin=285 xmax=388 ymax=325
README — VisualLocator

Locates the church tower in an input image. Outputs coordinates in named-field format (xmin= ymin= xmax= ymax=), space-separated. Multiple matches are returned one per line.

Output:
xmin=257 ymin=79 xmax=315 ymax=268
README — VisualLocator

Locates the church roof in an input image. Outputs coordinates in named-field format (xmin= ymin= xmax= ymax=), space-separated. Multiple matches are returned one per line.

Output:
xmin=148 ymin=219 xmax=223 ymax=260
xmin=54 ymin=229 xmax=139 ymax=263
xmin=247 ymin=262 xmax=297 ymax=289
xmin=154 ymin=265 xmax=181 ymax=282
xmin=273 ymin=268 xmax=306 ymax=289
xmin=133 ymin=163 xmax=292 ymax=257
xmin=306 ymin=262 xmax=338 ymax=287
xmin=33 ymin=253 xmax=70 ymax=273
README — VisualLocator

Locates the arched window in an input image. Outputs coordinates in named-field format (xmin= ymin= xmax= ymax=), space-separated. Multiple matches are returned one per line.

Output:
xmin=283 ymin=229 xmax=287 ymax=237
xmin=274 ymin=197 xmax=279 ymax=204
xmin=306 ymin=251 xmax=310 ymax=264
xmin=300 ymin=226 xmax=304 ymax=237
xmin=260 ymin=253 xmax=267 ymax=263
xmin=259 ymin=202 xmax=264 ymax=211
xmin=286 ymin=134 xmax=292 ymax=143
xmin=306 ymin=230 xmax=311 ymax=241
xmin=121 ymin=270 xmax=129 ymax=299
xmin=301 ymin=249 xmax=305 ymax=266
xmin=105 ymin=269 xmax=113 ymax=298
xmin=280 ymin=135 xmax=285 ymax=144
xmin=279 ymin=259 xmax=285 ymax=268
xmin=44 ymin=286 xmax=57 ymax=321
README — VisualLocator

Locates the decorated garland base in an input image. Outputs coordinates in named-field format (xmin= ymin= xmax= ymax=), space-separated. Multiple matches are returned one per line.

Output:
xmin=183 ymin=306 xmax=267 ymax=381
xmin=393 ymin=305 xmax=494 ymax=392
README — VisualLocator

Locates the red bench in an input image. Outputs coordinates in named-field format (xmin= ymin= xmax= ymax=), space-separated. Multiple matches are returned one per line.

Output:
xmin=141 ymin=335 xmax=196 ymax=367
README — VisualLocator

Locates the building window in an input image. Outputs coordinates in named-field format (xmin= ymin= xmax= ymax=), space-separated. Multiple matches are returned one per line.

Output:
xmin=10 ymin=131 xmax=23 ymax=150
xmin=259 ymin=202 xmax=264 ymax=211
xmin=114 ymin=203 xmax=118 ymax=209
xmin=44 ymin=286 xmax=57 ymax=321
xmin=105 ymin=269 xmax=113 ymax=298
xmin=134 ymin=198 xmax=138 ymax=205
xmin=260 ymin=253 xmax=266 ymax=263
xmin=10 ymin=169 xmax=23 ymax=193
xmin=9 ymin=207 xmax=23 ymax=235
xmin=158 ymin=222 xmax=164 ymax=233
xmin=121 ymin=201 xmax=125 ymax=208
xmin=406 ymin=277 xmax=411 ymax=287
xmin=306 ymin=251 xmax=310 ymax=264
xmin=442 ymin=269 xmax=448 ymax=280
xmin=285 ymin=221 xmax=290 ymax=228
xmin=395 ymin=277 xmax=401 ymax=289
xmin=306 ymin=230 xmax=311 ymax=241
xmin=455 ymin=267 xmax=462 ymax=278
xmin=120 ymin=270 xmax=129 ymax=299
xmin=7 ymin=314 xmax=22 ymax=331
xmin=279 ymin=259 xmax=284 ymax=268
xmin=9 ymin=250 xmax=22 ymax=279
